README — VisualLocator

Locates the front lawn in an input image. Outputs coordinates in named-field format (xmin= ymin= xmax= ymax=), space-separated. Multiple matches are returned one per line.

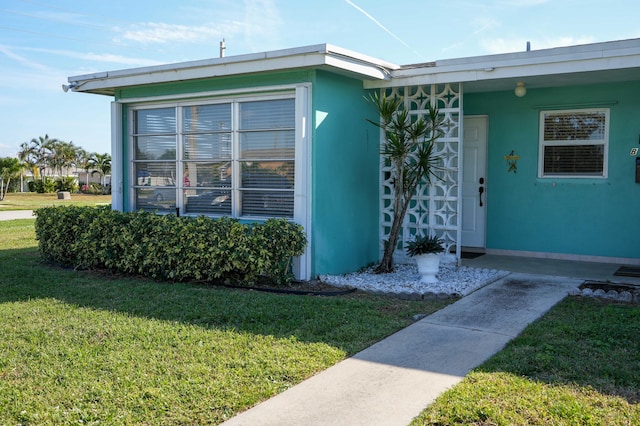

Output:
xmin=413 ymin=296 xmax=640 ymax=425
xmin=0 ymin=219 xmax=449 ymax=424
xmin=0 ymin=192 xmax=111 ymax=210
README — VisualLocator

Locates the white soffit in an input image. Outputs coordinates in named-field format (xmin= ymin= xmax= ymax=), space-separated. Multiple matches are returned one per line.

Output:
xmin=68 ymin=44 xmax=399 ymax=96
xmin=364 ymin=38 xmax=640 ymax=90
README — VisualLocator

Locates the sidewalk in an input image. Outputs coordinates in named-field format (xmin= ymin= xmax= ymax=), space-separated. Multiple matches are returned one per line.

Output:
xmin=0 ymin=210 xmax=34 ymax=220
xmin=221 ymin=273 xmax=581 ymax=426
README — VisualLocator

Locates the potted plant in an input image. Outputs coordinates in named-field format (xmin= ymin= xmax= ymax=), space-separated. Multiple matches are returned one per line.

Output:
xmin=406 ymin=234 xmax=444 ymax=283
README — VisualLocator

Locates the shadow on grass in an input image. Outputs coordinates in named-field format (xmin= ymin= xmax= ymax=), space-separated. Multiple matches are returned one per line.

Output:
xmin=0 ymin=246 xmax=432 ymax=355
xmin=473 ymin=297 xmax=640 ymax=404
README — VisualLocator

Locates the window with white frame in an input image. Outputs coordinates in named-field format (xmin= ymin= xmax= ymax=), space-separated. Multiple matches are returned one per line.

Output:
xmin=131 ymin=95 xmax=296 ymax=218
xmin=539 ymin=108 xmax=609 ymax=178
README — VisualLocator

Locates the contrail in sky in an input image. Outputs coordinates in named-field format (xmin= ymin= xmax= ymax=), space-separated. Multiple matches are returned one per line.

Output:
xmin=344 ymin=0 xmax=426 ymax=60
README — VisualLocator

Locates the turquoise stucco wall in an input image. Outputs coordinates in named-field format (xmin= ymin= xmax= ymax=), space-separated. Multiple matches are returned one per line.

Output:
xmin=115 ymin=69 xmax=380 ymax=276
xmin=310 ymin=70 xmax=380 ymax=276
xmin=465 ymin=81 xmax=640 ymax=260
xmin=116 ymin=71 xmax=313 ymax=100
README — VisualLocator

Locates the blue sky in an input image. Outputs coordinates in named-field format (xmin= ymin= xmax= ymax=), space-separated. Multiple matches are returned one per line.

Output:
xmin=1 ymin=0 xmax=638 ymax=158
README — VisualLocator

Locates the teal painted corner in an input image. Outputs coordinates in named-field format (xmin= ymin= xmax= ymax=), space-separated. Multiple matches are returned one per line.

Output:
xmin=310 ymin=71 xmax=380 ymax=276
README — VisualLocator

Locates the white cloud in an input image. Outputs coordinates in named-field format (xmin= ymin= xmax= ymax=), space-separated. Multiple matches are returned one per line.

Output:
xmin=117 ymin=21 xmax=243 ymax=44
xmin=243 ymin=0 xmax=282 ymax=50
xmin=441 ymin=16 xmax=500 ymax=55
xmin=480 ymin=35 xmax=596 ymax=54
xmin=498 ymin=0 xmax=551 ymax=6
xmin=4 ymin=70 xmax=67 ymax=93
xmin=77 ymin=52 xmax=162 ymax=67
xmin=11 ymin=46 xmax=162 ymax=67
xmin=0 ymin=45 xmax=49 ymax=71
xmin=344 ymin=0 xmax=425 ymax=60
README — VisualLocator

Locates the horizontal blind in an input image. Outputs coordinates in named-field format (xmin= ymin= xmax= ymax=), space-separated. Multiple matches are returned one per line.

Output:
xmin=239 ymin=98 xmax=295 ymax=218
xmin=540 ymin=109 xmax=607 ymax=177
xmin=134 ymin=108 xmax=176 ymax=134
xmin=543 ymin=111 xmax=606 ymax=141
xmin=543 ymin=145 xmax=604 ymax=175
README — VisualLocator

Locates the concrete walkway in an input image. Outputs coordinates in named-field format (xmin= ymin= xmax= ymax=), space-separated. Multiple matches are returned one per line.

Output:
xmin=222 ymin=273 xmax=581 ymax=426
xmin=0 ymin=210 xmax=34 ymax=220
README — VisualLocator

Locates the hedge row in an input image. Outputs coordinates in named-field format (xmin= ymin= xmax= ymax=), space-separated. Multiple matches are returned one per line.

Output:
xmin=34 ymin=206 xmax=307 ymax=286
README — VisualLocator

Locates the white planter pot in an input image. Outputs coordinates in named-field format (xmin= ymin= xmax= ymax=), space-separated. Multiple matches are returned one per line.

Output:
xmin=414 ymin=253 xmax=441 ymax=283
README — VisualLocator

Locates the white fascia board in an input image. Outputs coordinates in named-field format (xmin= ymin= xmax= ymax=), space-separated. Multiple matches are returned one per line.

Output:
xmin=323 ymin=55 xmax=391 ymax=80
xmin=371 ymin=56 xmax=640 ymax=89
xmin=323 ymin=44 xmax=400 ymax=71
xmin=365 ymin=38 xmax=640 ymax=89
xmin=68 ymin=44 xmax=396 ymax=95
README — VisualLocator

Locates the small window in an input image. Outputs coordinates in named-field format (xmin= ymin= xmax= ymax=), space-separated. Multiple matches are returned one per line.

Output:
xmin=539 ymin=109 xmax=608 ymax=178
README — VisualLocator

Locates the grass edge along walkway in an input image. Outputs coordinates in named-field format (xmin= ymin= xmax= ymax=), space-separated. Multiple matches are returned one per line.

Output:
xmin=0 ymin=219 xmax=451 ymax=425
xmin=412 ymin=296 xmax=640 ymax=425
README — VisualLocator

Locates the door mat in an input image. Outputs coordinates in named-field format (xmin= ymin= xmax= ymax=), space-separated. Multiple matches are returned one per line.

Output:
xmin=461 ymin=252 xmax=485 ymax=259
xmin=614 ymin=266 xmax=640 ymax=277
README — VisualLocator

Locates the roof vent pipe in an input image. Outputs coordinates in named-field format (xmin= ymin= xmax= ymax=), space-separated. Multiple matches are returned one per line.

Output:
xmin=526 ymin=41 xmax=531 ymax=52
xmin=220 ymin=39 xmax=226 ymax=58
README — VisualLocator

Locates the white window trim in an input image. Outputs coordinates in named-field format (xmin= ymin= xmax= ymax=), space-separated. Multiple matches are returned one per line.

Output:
xmin=538 ymin=108 xmax=609 ymax=179
xmin=129 ymin=92 xmax=297 ymax=219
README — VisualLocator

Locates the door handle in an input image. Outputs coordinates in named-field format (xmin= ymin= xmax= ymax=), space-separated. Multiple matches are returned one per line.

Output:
xmin=478 ymin=177 xmax=485 ymax=207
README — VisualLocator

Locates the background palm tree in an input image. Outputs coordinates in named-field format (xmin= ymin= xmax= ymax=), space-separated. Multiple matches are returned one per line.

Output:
xmin=76 ymin=149 xmax=92 ymax=191
xmin=18 ymin=141 xmax=39 ymax=191
xmin=47 ymin=140 xmax=79 ymax=177
xmin=0 ymin=157 xmax=23 ymax=200
xmin=31 ymin=134 xmax=59 ymax=180
xmin=90 ymin=153 xmax=111 ymax=194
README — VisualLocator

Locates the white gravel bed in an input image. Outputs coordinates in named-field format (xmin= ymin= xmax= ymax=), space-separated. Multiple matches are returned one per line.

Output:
xmin=320 ymin=262 xmax=510 ymax=299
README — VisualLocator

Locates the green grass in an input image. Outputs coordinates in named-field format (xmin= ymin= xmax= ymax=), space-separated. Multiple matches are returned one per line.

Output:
xmin=0 ymin=192 xmax=111 ymax=210
xmin=0 ymin=220 xmax=450 ymax=425
xmin=412 ymin=297 xmax=640 ymax=425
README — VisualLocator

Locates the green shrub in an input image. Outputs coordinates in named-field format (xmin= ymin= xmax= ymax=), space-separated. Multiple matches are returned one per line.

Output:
xmin=54 ymin=176 xmax=78 ymax=193
xmin=30 ymin=177 xmax=57 ymax=193
xmin=34 ymin=207 xmax=307 ymax=286
xmin=34 ymin=206 xmax=104 ymax=265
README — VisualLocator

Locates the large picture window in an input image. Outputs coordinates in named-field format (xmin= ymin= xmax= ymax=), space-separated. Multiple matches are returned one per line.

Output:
xmin=131 ymin=95 xmax=296 ymax=218
xmin=538 ymin=108 xmax=609 ymax=178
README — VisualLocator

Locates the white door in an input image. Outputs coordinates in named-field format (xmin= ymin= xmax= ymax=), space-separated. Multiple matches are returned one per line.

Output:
xmin=461 ymin=116 xmax=487 ymax=248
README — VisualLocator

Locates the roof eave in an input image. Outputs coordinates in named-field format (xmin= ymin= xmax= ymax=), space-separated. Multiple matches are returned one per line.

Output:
xmin=67 ymin=44 xmax=399 ymax=96
xmin=364 ymin=37 xmax=640 ymax=89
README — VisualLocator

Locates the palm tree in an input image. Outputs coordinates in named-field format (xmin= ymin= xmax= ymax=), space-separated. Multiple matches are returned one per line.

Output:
xmin=90 ymin=153 xmax=111 ymax=194
xmin=18 ymin=141 xmax=38 ymax=189
xmin=367 ymin=93 xmax=445 ymax=274
xmin=47 ymin=140 xmax=79 ymax=177
xmin=26 ymin=134 xmax=59 ymax=181
xmin=0 ymin=157 xmax=23 ymax=200
xmin=76 ymin=149 xmax=92 ymax=191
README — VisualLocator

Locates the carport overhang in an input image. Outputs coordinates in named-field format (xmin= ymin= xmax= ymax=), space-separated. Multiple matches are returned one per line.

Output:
xmin=364 ymin=38 xmax=640 ymax=93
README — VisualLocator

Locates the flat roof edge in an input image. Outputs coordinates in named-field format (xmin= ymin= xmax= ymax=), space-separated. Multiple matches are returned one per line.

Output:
xmin=68 ymin=44 xmax=398 ymax=94
xmin=379 ymin=38 xmax=640 ymax=85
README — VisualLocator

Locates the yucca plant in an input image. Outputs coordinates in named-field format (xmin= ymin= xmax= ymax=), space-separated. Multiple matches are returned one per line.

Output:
xmin=367 ymin=92 xmax=444 ymax=273
xmin=405 ymin=234 xmax=444 ymax=257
